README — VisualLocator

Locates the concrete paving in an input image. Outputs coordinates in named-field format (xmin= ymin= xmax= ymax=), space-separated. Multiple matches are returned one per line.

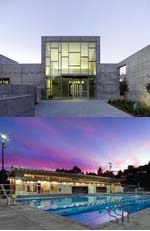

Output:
xmin=0 ymin=203 xmax=150 ymax=230
xmin=0 ymin=205 xmax=87 ymax=230
xmin=35 ymin=99 xmax=131 ymax=117
xmin=97 ymin=208 xmax=150 ymax=230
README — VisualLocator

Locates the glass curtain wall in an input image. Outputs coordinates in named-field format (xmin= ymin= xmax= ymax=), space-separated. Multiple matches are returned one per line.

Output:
xmin=45 ymin=42 xmax=96 ymax=99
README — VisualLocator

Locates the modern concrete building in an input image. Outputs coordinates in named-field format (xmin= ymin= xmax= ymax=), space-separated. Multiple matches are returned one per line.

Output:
xmin=0 ymin=36 xmax=150 ymax=102
xmin=9 ymin=167 xmax=123 ymax=196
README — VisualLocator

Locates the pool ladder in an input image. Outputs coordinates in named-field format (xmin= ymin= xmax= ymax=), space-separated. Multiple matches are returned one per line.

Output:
xmin=106 ymin=204 xmax=130 ymax=225
xmin=0 ymin=184 xmax=16 ymax=206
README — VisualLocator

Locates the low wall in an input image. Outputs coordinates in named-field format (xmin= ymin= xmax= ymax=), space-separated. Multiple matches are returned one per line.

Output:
xmin=0 ymin=95 xmax=35 ymax=116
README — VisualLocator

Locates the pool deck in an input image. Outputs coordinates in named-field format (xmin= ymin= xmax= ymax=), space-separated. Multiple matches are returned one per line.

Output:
xmin=97 ymin=208 xmax=150 ymax=230
xmin=0 ymin=201 xmax=150 ymax=230
xmin=0 ymin=203 xmax=87 ymax=230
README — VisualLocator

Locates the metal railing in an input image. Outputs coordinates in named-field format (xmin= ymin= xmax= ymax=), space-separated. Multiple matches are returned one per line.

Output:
xmin=0 ymin=184 xmax=16 ymax=206
xmin=106 ymin=203 xmax=130 ymax=225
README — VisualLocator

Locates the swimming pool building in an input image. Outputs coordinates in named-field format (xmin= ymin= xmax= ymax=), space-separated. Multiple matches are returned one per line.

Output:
xmin=0 ymin=36 xmax=150 ymax=102
xmin=9 ymin=167 xmax=123 ymax=196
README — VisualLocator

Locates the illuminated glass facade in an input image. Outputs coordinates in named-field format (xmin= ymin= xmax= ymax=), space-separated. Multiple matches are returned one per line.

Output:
xmin=43 ymin=38 xmax=98 ymax=99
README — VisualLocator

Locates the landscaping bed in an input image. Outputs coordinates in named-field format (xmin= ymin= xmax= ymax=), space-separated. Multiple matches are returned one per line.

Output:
xmin=108 ymin=99 xmax=150 ymax=117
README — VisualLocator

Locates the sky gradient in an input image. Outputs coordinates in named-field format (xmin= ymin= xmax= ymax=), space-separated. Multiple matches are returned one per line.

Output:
xmin=0 ymin=0 xmax=150 ymax=63
xmin=0 ymin=118 xmax=150 ymax=173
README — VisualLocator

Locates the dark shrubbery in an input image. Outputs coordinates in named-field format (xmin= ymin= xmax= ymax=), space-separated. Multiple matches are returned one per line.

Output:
xmin=108 ymin=99 xmax=150 ymax=117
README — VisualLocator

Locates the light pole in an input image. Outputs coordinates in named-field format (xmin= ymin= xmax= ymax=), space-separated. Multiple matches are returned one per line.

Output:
xmin=109 ymin=162 xmax=112 ymax=194
xmin=0 ymin=133 xmax=9 ymax=170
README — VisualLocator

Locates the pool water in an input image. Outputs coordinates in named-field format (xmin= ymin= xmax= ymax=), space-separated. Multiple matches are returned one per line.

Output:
xmin=16 ymin=194 xmax=150 ymax=227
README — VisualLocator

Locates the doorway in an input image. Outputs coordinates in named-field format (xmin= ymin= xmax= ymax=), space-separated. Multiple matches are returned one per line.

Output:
xmin=69 ymin=79 xmax=88 ymax=98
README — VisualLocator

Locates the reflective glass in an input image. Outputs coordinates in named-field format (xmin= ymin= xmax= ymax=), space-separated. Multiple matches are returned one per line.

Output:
xmin=89 ymin=49 xmax=96 ymax=61
xmin=46 ymin=79 xmax=51 ymax=88
xmin=69 ymin=42 xmax=80 ymax=52
xmin=89 ymin=42 xmax=96 ymax=48
xmin=69 ymin=53 xmax=80 ymax=66
xmin=46 ymin=43 xmax=50 ymax=56
xmin=81 ymin=43 xmax=88 ymax=56
xmin=89 ymin=77 xmax=96 ymax=98
xmin=62 ymin=43 xmax=68 ymax=56
xmin=89 ymin=62 xmax=96 ymax=75
xmin=51 ymin=42 xmax=58 ymax=48
xmin=59 ymin=53 xmax=61 ymax=70
xmin=81 ymin=58 xmax=88 ymax=74
xmin=51 ymin=49 xmax=58 ymax=61
xmin=45 ymin=66 xmax=50 ymax=76
xmin=45 ymin=57 xmax=50 ymax=66
xmin=52 ymin=77 xmax=59 ymax=96
xmin=51 ymin=62 xmax=58 ymax=76
xmin=62 ymin=58 xmax=68 ymax=73
xmin=69 ymin=66 xmax=80 ymax=74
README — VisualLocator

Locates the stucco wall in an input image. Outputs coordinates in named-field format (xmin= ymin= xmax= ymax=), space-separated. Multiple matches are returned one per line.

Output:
xmin=57 ymin=185 xmax=72 ymax=194
xmin=88 ymin=184 xmax=95 ymax=194
xmin=118 ymin=45 xmax=150 ymax=104
xmin=97 ymin=64 xmax=119 ymax=99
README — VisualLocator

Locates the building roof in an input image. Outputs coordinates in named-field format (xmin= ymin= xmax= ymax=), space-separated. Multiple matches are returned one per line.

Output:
xmin=10 ymin=167 xmax=121 ymax=184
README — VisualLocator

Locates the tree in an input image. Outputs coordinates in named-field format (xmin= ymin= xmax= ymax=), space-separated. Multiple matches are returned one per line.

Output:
xmin=0 ymin=169 xmax=8 ymax=184
xmin=97 ymin=167 xmax=103 ymax=176
xmin=72 ymin=166 xmax=82 ymax=174
xmin=120 ymin=77 xmax=129 ymax=99
xmin=116 ymin=170 xmax=123 ymax=179
xmin=103 ymin=170 xmax=114 ymax=178
xmin=87 ymin=172 xmax=97 ymax=176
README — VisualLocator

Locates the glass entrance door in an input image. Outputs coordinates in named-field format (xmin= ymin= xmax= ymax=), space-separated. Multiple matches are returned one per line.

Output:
xmin=69 ymin=79 xmax=88 ymax=98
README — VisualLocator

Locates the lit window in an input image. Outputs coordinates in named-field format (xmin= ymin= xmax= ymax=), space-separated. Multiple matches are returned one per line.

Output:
xmin=62 ymin=58 xmax=68 ymax=73
xmin=45 ymin=57 xmax=50 ymax=66
xmin=62 ymin=43 xmax=68 ymax=56
xmin=89 ymin=42 xmax=96 ymax=48
xmin=81 ymin=58 xmax=88 ymax=73
xmin=81 ymin=43 xmax=88 ymax=56
xmin=69 ymin=42 xmax=80 ymax=52
xmin=51 ymin=62 xmax=58 ymax=76
xmin=89 ymin=62 xmax=96 ymax=75
xmin=51 ymin=49 xmax=58 ymax=61
xmin=46 ymin=43 xmax=50 ymax=56
xmin=69 ymin=53 xmax=80 ymax=66
xmin=45 ymin=66 xmax=50 ymax=76
xmin=51 ymin=42 xmax=58 ymax=48
xmin=89 ymin=49 xmax=96 ymax=61
xmin=46 ymin=79 xmax=51 ymax=88
xmin=69 ymin=66 xmax=80 ymax=74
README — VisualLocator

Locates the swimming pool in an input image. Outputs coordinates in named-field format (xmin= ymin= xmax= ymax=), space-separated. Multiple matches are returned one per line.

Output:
xmin=16 ymin=194 xmax=150 ymax=227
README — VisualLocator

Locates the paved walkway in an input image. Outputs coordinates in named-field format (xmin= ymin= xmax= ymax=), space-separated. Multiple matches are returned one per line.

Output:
xmin=0 ymin=205 xmax=87 ymax=230
xmin=35 ymin=100 xmax=131 ymax=117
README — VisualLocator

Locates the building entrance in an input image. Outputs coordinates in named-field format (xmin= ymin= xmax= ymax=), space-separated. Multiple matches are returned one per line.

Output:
xmin=68 ymin=79 xmax=88 ymax=98
xmin=46 ymin=76 xmax=96 ymax=99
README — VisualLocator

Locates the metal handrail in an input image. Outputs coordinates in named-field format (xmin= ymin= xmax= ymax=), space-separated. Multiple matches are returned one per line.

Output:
xmin=106 ymin=206 xmax=119 ymax=223
xmin=105 ymin=201 xmax=130 ymax=225
xmin=0 ymin=184 xmax=16 ymax=206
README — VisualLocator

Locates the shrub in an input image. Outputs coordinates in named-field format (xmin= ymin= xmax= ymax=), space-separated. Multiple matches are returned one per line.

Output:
xmin=108 ymin=99 xmax=150 ymax=116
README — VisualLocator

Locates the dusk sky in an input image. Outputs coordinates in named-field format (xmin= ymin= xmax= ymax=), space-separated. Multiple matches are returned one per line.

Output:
xmin=0 ymin=118 xmax=150 ymax=173
xmin=0 ymin=0 xmax=150 ymax=63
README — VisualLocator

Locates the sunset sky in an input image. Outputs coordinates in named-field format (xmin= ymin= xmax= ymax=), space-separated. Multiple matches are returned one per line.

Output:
xmin=0 ymin=118 xmax=150 ymax=173
xmin=0 ymin=0 xmax=150 ymax=63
